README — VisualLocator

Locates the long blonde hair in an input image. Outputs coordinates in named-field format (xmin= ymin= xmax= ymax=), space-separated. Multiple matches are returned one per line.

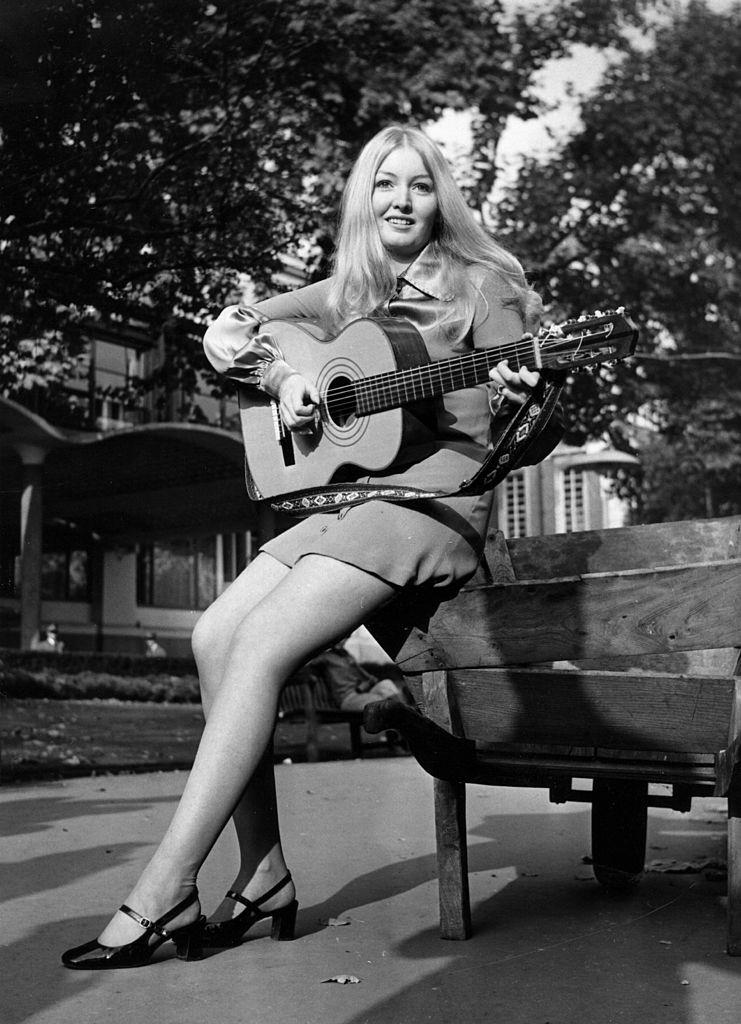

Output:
xmin=326 ymin=125 xmax=541 ymax=337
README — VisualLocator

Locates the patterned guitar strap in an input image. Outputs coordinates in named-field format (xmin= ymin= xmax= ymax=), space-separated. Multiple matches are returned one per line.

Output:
xmin=266 ymin=375 xmax=566 ymax=517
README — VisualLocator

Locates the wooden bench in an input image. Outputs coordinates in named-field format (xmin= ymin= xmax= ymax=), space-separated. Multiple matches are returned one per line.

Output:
xmin=278 ymin=653 xmax=403 ymax=761
xmin=278 ymin=674 xmax=366 ymax=762
xmin=363 ymin=515 xmax=741 ymax=953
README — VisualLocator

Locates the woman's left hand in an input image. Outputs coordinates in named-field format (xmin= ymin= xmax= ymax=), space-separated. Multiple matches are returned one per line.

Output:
xmin=488 ymin=357 xmax=540 ymax=406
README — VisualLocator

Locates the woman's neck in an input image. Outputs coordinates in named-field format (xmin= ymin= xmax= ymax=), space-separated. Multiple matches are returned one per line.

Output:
xmin=387 ymin=246 xmax=426 ymax=278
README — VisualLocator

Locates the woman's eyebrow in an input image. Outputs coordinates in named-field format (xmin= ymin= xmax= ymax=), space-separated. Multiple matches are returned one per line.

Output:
xmin=375 ymin=169 xmax=432 ymax=182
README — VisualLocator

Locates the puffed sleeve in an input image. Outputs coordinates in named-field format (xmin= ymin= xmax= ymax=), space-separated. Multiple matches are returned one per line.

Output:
xmin=203 ymin=307 xmax=299 ymax=398
xmin=203 ymin=279 xmax=333 ymax=398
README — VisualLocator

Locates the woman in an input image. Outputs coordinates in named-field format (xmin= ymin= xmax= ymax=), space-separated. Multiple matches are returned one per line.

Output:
xmin=62 ymin=124 xmax=559 ymax=969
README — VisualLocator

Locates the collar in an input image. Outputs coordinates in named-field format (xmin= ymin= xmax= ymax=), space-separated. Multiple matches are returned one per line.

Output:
xmin=396 ymin=244 xmax=455 ymax=302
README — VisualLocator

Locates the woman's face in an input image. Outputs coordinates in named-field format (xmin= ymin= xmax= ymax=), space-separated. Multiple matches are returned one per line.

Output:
xmin=371 ymin=145 xmax=438 ymax=265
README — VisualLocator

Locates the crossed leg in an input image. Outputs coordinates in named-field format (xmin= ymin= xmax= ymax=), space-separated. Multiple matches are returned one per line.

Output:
xmin=96 ymin=552 xmax=396 ymax=946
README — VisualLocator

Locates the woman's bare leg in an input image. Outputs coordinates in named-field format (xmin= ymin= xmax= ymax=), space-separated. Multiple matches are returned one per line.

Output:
xmin=192 ymin=554 xmax=295 ymax=922
xmin=97 ymin=554 xmax=396 ymax=945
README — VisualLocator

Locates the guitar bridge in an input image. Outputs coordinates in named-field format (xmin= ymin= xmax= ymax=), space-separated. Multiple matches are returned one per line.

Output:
xmin=271 ymin=400 xmax=295 ymax=467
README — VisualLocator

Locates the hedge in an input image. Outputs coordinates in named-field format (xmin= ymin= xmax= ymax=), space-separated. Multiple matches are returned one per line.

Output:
xmin=0 ymin=647 xmax=196 ymax=677
xmin=0 ymin=664 xmax=201 ymax=703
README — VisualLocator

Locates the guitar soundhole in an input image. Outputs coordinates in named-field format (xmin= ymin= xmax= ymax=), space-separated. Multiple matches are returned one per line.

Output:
xmin=324 ymin=374 xmax=356 ymax=428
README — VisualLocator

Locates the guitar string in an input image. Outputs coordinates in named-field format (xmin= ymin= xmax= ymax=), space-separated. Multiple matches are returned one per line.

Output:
xmin=323 ymin=337 xmax=534 ymax=416
xmin=322 ymin=336 xmax=574 ymax=416
xmin=306 ymin=320 xmax=619 ymax=417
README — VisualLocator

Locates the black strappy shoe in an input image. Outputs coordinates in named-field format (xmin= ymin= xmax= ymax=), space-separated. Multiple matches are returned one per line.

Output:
xmin=61 ymin=890 xmax=205 ymax=970
xmin=202 ymin=872 xmax=298 ymax=948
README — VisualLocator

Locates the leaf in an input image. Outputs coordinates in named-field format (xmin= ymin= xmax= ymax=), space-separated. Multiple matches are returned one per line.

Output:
xmin=322 ymin=975 xmax=361 ymax=985
xmin=327 ymin=917 xmax=351 ymax=927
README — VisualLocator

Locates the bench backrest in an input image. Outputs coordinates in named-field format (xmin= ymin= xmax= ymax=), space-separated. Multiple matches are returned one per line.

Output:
xmin=386 ymin=515 xmax=741 ymax=674
xmin=366 ymin=516 xmax=741 ymax=759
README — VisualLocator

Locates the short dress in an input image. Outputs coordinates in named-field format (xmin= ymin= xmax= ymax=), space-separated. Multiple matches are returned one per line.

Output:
xmin=203 ymin=246 xmax=532 ymax=592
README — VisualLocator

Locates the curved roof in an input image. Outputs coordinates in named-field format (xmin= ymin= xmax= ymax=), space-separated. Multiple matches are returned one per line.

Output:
xmin=1 ymin=399 xmax=257 ymax=543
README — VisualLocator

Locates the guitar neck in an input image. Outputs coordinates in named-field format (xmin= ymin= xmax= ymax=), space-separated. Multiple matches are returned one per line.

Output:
xmin=353 ymin=336 xmax=538 ymax=415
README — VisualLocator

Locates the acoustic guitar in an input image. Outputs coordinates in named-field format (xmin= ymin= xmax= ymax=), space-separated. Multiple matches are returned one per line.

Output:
xmin=238 ymin=310 xmax=639 ymax=500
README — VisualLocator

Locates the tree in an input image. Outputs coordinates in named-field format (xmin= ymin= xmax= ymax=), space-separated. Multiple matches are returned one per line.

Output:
xmin=1 ymin=0 xmax=646 ymax=416
xmin=495 ymin=0 xmax=741 ymax=520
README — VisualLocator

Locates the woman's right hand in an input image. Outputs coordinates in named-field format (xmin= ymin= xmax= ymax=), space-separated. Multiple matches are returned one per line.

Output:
xmin=278 ymin=373 xmax=321 ymax=433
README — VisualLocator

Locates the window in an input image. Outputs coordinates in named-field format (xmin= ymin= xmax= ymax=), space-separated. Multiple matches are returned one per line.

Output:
xmin=41 ymin=549 xmax=90 ymax=601
xmin=0 ymin=542 xmax=20 ymax=598
xmin=137 ymin=532 xmax=253 ymax=609
xmin=221 ymin=531 xmax=254 ymax=587
xmin=562 ymin=467 xmax=587 ymax=533
xmin=503 ymin=471 xmax=527 ymax=538
xmin=137 ymin=537 xmax=215 ymax=609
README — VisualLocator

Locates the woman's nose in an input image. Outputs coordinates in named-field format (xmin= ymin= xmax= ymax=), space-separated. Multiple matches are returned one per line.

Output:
xmin=392 ymin=189 xmax=412 ymax=211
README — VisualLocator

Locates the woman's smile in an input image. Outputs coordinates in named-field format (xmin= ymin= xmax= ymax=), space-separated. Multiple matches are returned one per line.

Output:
xmin=372 ymin=145 xmax=438 ymax=264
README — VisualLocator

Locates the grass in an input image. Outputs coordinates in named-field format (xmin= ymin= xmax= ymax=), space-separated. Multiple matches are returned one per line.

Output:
xmin=1 ymin=698 xmax=398 ymax=783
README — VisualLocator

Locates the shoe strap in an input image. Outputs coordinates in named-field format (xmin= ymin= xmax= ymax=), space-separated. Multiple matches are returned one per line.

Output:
xmin=225 ymin=872 xmax=292 ymax=912
xmin=119 ymin=889 xmax=198 ymax=939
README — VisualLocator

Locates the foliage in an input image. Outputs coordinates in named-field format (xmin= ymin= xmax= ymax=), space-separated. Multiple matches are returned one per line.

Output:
xmin=0 ymin=645 xmax=196 ymax=677
xmin=1 ymin=0 xmax=646 ymax=410
xmin=496 ymin=0 xmax=741 ymax=521
xmin=0 ymin=665 xmax=201 ymax=702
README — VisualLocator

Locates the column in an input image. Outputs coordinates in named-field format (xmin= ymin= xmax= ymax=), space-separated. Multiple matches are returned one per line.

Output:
xmin=16 ymin=444 xmax=46 ymax=649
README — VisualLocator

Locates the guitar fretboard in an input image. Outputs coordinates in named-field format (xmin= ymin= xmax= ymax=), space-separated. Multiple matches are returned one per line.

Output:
xmin=353 ymin=337 xmax=537 ymax=416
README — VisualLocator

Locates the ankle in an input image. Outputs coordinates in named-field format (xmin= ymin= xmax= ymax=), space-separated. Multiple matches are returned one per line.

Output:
xmin=237 ymin=864 xmax=294 ymax=904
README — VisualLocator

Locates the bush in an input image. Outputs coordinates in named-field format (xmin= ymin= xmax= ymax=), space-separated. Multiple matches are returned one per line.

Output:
xmin=0 ymin=647 xmax=197 ymax=677
xmin=0 ymin=664 xmax=201 ymax=703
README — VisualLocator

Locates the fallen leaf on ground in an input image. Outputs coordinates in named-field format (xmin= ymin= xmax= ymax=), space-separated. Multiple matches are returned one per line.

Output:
xmin=327 ymin=917 xmax=351 ymax=927
xmin=322 ymin=975 xmax=361 ymax=985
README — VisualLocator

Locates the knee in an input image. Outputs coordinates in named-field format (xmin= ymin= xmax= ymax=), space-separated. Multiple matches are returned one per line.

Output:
xmin=191 ymin=608 xmax=215 ymax=665
xmin=191 ymin=608 xmax=223 ymax=699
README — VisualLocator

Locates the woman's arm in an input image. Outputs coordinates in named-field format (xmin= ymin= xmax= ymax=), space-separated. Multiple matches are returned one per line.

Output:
xmin=202 ymin=279 xmax=332 ymax=381
xmin=203 ymin=279 xmax=331 ymax=428
xmin=472 ymin=269 xmax=565 ymax=461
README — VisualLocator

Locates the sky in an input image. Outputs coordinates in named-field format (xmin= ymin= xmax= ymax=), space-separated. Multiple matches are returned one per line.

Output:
xmin=428 ymin=0 xmax=737 ymax=193
xmin=429 ymin=42 xmax=608 ymax=184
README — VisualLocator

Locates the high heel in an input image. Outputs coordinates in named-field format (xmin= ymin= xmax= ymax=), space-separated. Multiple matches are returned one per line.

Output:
xmin=61 ymin=890 xmax=205 ymax=970
xmin=202 ymin=872 xmax=298 ymax=948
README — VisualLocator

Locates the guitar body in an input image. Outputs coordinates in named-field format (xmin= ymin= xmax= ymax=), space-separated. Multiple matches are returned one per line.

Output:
xmin=236 ymin=308 xmax=639 ymax=503
xmin=239 ymin=317 xmax=433 ymax=499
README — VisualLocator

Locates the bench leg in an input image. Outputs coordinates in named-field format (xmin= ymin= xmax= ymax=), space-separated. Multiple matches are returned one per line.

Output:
xmin=728 ymin=776 xmax=741 ymax=955
xmin=349 ymin=720 xmax=363 ymax=758
xmin=304 ymin=706 xmax=319 ymax=763
xmin=591 ymin=779 xmax=648 ymax=890
xmin=434 ymin=778 xmax=472 ymax=939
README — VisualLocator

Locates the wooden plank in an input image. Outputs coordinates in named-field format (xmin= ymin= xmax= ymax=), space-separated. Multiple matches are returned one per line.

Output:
xmin=422 ymin=671 xmax=460 ymax=731
xmin=421 ymin=672 xmax=473 ymax=939
xmin=716 ymin=679 xmax=741 ymax=795
xmin=469 ymin=753 xmax=719 ymax=786
xmin=396 ymin=560 xmax=741 ymax=671
xmin=728 ymin=778 xmax=741 ymax=954
xmin=497 ymin=515 xmax=741 ymax=579
xmin=434 ymin=779 xmax=472 ymax=940
xmin=568 ymin=649 xmax=741 ymax=676
xmin=446 ymin=668 xmax=734 ymax=752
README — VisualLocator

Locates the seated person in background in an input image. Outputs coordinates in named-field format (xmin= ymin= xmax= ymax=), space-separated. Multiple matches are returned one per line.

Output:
xmin=315 ymin=627 xmax=410 ymax=713
xmin=144 ymin=632 xmax=167 ymax=658
xmin=31 ymin=623 xmax=65 ymax=653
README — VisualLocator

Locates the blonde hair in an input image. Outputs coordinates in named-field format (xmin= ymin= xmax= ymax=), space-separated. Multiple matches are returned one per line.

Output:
xmin=326 ymin=124 xmax=541 ymax=337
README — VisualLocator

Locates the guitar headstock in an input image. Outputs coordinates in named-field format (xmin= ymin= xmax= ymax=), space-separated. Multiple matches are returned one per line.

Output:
xmin=538 ymin=309 xmax=639 ymax=372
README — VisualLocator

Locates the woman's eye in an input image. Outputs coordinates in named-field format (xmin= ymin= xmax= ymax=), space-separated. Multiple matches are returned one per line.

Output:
xmin=414 ymin=182 xmax=433 ymax=194
xmin=374 ymin=178 xmax=392 ymax=189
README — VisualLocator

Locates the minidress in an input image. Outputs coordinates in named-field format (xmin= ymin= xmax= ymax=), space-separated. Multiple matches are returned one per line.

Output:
xmin=260 ymin=447 xmax=495 ymax=591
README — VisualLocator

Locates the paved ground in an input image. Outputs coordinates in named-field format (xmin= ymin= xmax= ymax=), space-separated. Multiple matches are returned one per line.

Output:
xmin=2 ymin=760 xmax=740 ymax=1024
